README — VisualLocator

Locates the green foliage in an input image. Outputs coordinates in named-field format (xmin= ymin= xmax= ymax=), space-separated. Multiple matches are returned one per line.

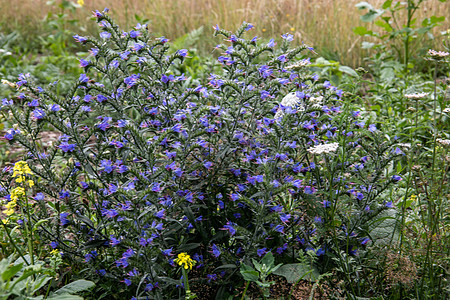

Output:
xmin=240 ymin=252 xmax=282 ymax=298
xmin=0 ymin=255 xmax=94 ymax=299
xmin=355 ymin=0 xmax=447 ymax=72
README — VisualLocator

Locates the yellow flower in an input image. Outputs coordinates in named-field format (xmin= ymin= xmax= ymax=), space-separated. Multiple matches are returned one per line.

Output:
xmin=50 ymin=249 xmax=60 ymax=256
xmin=4 ymin=208 xmax=15 ymax=216
xmin=10 ymin=187 xmax=25 ymax=201
xmin=12 ymin=161 xmax=33 ymax=184
xmin=174 ymin=252 xmax=195 ymax=270
xmin=77 ymin=0 xmax=84 ymax=6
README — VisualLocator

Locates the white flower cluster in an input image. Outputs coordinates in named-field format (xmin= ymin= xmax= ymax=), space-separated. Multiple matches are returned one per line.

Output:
xmin=281 ymin=93 xmax=300 ymax=107
xmin=397 ymin=143 xmax=412 ymax=148
xmin=275 ymin=93 xmax=305 ymax=119
xmin=309 ymin=95 xmax=323 ymax=104
xmin=307 ymin=142 xmax=339 ymax=155
xmin=404 ymin=92 xmax=429 ymax=99
xmin=286 ymin=58 xmax=311 ymax=70
xmin=437 ymin=139 xmax=450 ymax=146
xmin=428 ymin=49 xmax=450 ymax=59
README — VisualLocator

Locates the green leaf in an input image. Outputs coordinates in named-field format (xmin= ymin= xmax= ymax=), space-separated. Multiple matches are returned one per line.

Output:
xmin=1 ymin=263 xmax=23 ymax=281
xmin=273 ymin=263 xmax=320 ymax=283
xmin=353 ymin=26 xmax=372 ymax=36
xmin=30 ymin=275 xmax=52 ymax=294
xmin=47 ymin=295 xmax=84 ymax=300
xmin=338 ymin=66 xmax=359 ymax=77
xmin=374 ymin=19 xmax=392 ymax=32
xmin=240 ymin=270 xmax=259 ymax=282
xmin=214 ymin=264 xmax=237 ymax=271
xmin=53 ymin=279 xmax=95 ymax=295
xmin=382 ymin=0 xmax=393 ymax=9
xmin=260 ymin=252 xmax=274 ymax=268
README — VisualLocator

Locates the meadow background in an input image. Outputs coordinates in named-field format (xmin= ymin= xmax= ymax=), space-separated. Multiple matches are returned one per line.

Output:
xmin=1 ymin=0 xmax=450 ymax=67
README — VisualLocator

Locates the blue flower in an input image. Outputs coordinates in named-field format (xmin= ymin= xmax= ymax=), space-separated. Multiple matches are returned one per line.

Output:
xmin=257 ymin=248 xmax=267 ymax=257
xmin=211 ymin=244 xmax=221 ymax=258
xmin=281 ymin=33 xmax=294 ymax=42
xmin=222 ymin=221 xmax=237 ymax=236
xmin=73 ymin=35 xmax=87 ymax=43
xmin=124 ymin=74 xmax=140 ymax=88
xmin=32 ymin=109 xmax=46 ymax=120
xmin=60 ymin=212 xmax=70 ymax=226
xmin=79 ymin=74 xmax=89 ymax=83
xmin=59 ymin=142 xmax=76 ymax=152
xmin=33 ymin=192 xmax=45 ymax=201
xmin=392 ymin=175 xmax=402 ymax=182
xmin=177 ymin=49 xmax=188 ymax=57
xmin=267 ymin=39 xmax=276 ymax=48
xmin=368 ymin=124 xmax=377 ymax=132
xmin=316 ymin=248 xmax=325 ymax=256
xmin=100 ymin=31 xmax=111 ymax=39
xmin=207 ymin=274 xmax=218 ymax=283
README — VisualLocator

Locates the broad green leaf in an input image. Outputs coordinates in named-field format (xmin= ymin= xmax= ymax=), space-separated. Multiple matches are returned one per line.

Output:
xmin=214 ymin=264 xmax=237 ymax=271
xmin=273 ymin=263 xmax=320 ymax=283
xmin=47 ymin=295 xmax=84 ymax=300
xmin=53 ymin=279 xmax=95 ymax=295
xmin=353 ymin=26 xmax=372 ymax=36
xmin=1 ymin=263 xmax=23 ymax=281
xmin=30 ymin=275 xmax=52 ymax=294
xmin=240 ymin=270 xmax=259 ymax=282
xmin=338 ymin=66 xmax=359 ymax=77
xmin=260 ymin=252 xmax=274 ymax=268
xmin=382 ymin=0 xmax=393 ymax=9
xmin=375 ymin=19 xmax=393 ymax=32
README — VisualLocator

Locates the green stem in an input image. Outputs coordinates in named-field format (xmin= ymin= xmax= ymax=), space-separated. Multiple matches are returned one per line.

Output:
xmin=0 ymin=221 xmax=29 ymax=265
xmin=241 ymin=281 xmax=250 ymax=300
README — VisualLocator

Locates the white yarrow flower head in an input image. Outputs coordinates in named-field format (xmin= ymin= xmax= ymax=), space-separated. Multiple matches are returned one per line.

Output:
xmin=286 ymin=58 xmax=311 ymax=70
xmin=437 ymin=139 xmax=450 ymax=146
xmin=309 ymin=95 xmax=323 ymax=104
xmin=280 ymin=93 xmax=300 ymax=107
xmin=404 ymin=92 xmax=428 ymax=99
xmin=307 ymin=142 xmax=339 ymax=155
xmin=397 ymin=143 xmax=412 ymax=149
xmin=428 ymin=49 xmax=450 ymax=60
xmin=275 ymin=93 xmax=304 ymax=119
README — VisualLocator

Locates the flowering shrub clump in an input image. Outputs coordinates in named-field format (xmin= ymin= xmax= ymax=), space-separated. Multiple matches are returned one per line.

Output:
xmin=0 ymin=9 xmax=405 ymax=298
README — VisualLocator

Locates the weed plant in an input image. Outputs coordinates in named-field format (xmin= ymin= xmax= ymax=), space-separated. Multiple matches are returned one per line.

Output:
xmin=0 ymin=9 xmax=434 ymax=300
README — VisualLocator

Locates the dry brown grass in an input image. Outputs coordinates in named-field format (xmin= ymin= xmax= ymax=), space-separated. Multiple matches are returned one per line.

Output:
xmin=1 ymin=0 xmax=449 ymax=66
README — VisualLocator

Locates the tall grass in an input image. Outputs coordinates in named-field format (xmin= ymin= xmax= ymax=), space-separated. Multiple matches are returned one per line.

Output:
xmin=0 ymin=0 xmax=449 ymax=66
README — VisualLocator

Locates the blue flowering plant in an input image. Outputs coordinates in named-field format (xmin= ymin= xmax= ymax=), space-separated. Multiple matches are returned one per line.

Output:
xmin=0 ymin=9 xmax=406 ymax=298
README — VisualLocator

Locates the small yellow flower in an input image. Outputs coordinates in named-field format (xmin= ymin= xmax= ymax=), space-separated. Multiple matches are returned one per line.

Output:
xmin=10 ymin=187 xmax=25 ymax=201
xmin=174 ymin=252 xmax=195 ymax=270
xmin=262 ymin=28 xmax=266 ymax=32
xmin=50 ymin=249 xmax=60 ymax=256
xmin=290 ymin=27 xmax=295 ymax=32
xmin=12 ymin=161 xmax=33 ymax=184
xmin=4 ymin=208 xmax=15 ymax=216
xmin=77 ymin=0 xmax=84 ymax=6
